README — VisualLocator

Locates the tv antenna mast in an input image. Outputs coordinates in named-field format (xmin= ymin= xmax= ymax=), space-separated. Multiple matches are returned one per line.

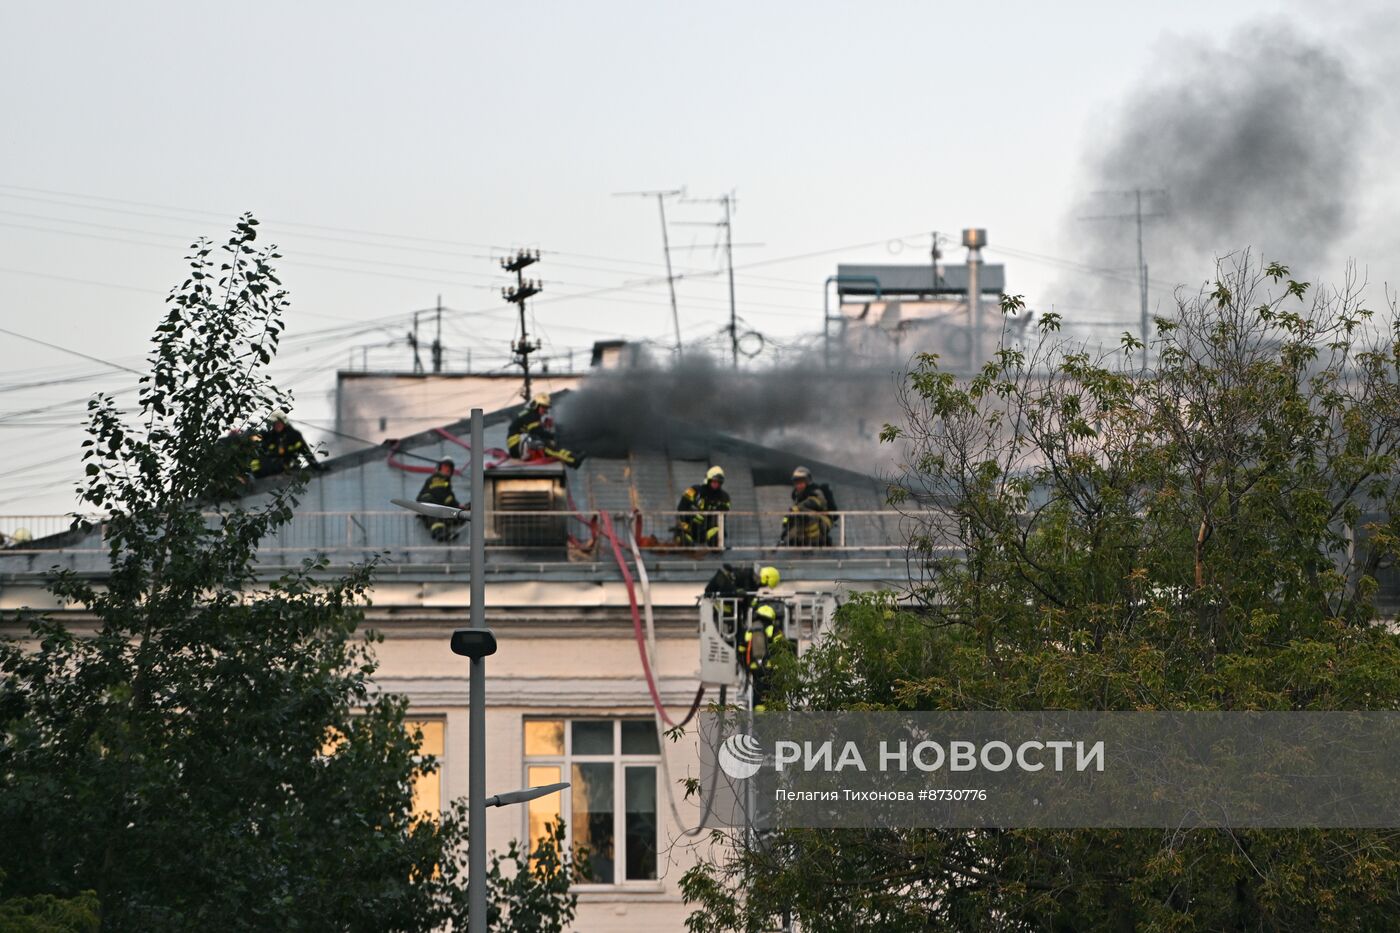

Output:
xmin=615 ymin=187 xmax=686 ymax=360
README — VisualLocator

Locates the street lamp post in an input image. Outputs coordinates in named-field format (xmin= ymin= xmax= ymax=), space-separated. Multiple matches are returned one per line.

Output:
xmin=394 ymin=408 xmax=568 ymax=931
xmin=467 ymin=408 xmax=488 ymax=931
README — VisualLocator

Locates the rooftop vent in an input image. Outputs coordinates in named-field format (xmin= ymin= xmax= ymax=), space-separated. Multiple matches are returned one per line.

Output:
xmin=488 ymin=469 xmax=567 ymax=548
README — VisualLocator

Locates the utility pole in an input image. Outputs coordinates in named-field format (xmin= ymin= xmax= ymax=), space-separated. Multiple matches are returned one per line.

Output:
xmin=409 ymin=311 xmax=424 ymax=374
xmin=432 ymin=294 xmax=444 ymax=373
xmin=501 ymin=249 xmax=542 ymax=401
xmin=930 ymin=231 xmax=942 ymax=291
xmin=721 ymin=194 xmax=736 ymax=369
xmin=679 ymin=192 xmax=740 ymax=367
xmin=614 ymin=187 xmax=685 ymax=361
xmin=1080 ymin=188 xmax=1168 ymax=358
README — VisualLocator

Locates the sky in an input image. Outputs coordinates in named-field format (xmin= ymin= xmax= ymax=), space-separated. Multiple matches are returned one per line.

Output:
xmin=2 ymin=0 xmax=1397 ymax=514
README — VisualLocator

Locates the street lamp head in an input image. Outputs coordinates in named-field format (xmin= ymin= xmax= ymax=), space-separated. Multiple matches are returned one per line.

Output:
xmin=451 ymin=628 xmax=498 ymax=659
xmin=487 ymin=781 xmax=571 ymax=808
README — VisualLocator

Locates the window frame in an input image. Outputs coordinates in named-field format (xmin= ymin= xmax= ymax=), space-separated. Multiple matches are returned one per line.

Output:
xmin=521 ymin=717 xmax=662 ymax=890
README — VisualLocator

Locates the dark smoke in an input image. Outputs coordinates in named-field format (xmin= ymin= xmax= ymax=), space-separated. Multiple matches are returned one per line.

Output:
xmin=1061 ymin=23 xmax=1367 ymax=325
xmin=555 ymin=351 xmax=904 ymax=469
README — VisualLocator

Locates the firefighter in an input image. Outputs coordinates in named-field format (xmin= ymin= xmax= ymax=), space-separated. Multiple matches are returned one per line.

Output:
xmin=675 ymin=465 xmax=731 ymax=547
xmin=211 ymin=428 xmax=258 ymax=494
xmin=743 ymin=603 xmax=789 ymax=711
xmin=250 ymin=411 xmax=321 ymax=478
xmin=704 ymin=563 xmax=779 ymax=599
xmin=780 ymin=465 xmax=832 ymax=547
xmin=416 ymin=458 xmax=467 ymax=541
xmin=705 ymin=563 xmax=778 ymax=651
xmin=507 ymin=393 xmax=585 ymax=467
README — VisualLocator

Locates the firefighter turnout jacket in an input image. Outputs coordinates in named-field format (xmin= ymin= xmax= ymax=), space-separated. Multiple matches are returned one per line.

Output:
xmin=675 ymin=481 xmax=731 ymax=546
xmin=507 ymin=404 xmax=583 ymax=467
xmin=250 ymin=423 xmax=319 ymax=477
xmin=781 ymin=484 xmax=832 ymax=546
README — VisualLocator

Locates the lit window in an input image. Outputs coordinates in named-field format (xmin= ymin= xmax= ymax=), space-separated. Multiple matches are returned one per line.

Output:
xmin=406 ymin=719 xmax=445 ymax=820
xmin=522 ymin=718 xmax=661 ymax=884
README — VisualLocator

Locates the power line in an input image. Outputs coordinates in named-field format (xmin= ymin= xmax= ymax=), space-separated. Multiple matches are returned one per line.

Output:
xmin=0 ymin=324 xmax=145 ymax=375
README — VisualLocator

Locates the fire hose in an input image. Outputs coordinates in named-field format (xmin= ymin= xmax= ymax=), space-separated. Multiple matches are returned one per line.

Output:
xmin=608 ymin=510 xmax=723 ymax=835
xmin=386 ymin=427 xmax=509 ymax=474
xmin=598 ymin=511 xmax=704 ymax=728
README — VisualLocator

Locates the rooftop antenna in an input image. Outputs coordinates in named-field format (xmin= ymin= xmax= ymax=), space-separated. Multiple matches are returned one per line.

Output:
xmin=501 ymin=249 xmax=542 ymax=400
xmin=677 ymin=191 xmax=751 ymax=369
xmin=1080 ymin=188 xmax=1169 ymax=364
xmin=614 ymin=187 xmax=686 ymax=361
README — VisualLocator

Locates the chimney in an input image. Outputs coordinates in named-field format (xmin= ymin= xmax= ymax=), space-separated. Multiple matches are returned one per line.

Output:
xmin=962 ymin=228 xmax=987 ymax=365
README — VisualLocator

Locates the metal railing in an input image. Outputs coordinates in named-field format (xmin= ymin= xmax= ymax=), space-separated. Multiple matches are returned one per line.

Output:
xmin=0 ymin=509 xmax=915 ymax=559
xmin=635 ymin=510 xmax=906 ymax=551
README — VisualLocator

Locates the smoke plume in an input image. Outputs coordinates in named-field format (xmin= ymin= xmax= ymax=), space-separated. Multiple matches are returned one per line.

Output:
xmin=1059 ymin=22 xmax=1367 ymax=327
xmin=555 ymin=351 xmax=905 ymax=469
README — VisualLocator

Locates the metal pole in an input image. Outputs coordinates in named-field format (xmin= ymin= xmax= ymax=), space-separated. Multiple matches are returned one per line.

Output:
xmin=724 ymin=195 xmax=737 ymax=369
xmin=657 ymin=194 xmax=683 ymax=361
xmin=517 ymin=269 xmax=532 ymax=401
xmin=433 ymin=294 xmax=444 ymax=373
xmin=468 ymin=407 xmax=487 ymax=931
xmin=967 ymin=245 xmax=982 ymax=367
xmin=1136 ymin=189 xmax=1147 ymax=352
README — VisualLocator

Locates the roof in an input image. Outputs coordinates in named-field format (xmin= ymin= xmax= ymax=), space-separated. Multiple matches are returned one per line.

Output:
xmin=0 ymin=393 xmax=909 ymax=587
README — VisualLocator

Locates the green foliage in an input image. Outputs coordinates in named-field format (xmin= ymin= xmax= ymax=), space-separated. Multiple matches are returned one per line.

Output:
xmin=0 ymin=872 xmax=99 ymax=933
xmin=0 ymin=218 xmax=577 ymax=932
xmin=483 ymin=821 xmax=581 ymax=933
xmin=683 ymin=256 xmax=1400 ymax=930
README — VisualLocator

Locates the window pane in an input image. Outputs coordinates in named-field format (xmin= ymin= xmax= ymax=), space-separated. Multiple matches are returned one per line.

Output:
xmin=524 ymin=720 xmax=564 ymax=756
xmin=571 ymin=720 xmax=613 ymax=755
xmin=406 ymin=720 xmax=444 ymax=757
xmin=572 ymin=762 xmax=615 ymax=883
xmin=526 ymin=765 xmax=563 ymax=856
xmin=621 ymin=721 xmax=660 ymax=755
xmin=411 ymin=765 xmax=441 ymax=821
xmin=625 ymin=767 xmax=658 ymax=880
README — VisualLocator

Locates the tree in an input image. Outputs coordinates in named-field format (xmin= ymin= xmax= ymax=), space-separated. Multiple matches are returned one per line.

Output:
xmin=0 ymin=217 xmax=579 ymax=931
xmin=0 ymin=871 xmax=99 ymax=933
xmin=681 ymin=255 xmax=1400 ymax=931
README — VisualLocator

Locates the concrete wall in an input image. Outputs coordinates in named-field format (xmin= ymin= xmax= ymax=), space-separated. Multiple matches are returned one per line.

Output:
xmin=334 ymin=373 xmax=583 ymax=453
xmin=370 ymin=595 xmax=715 ymax=932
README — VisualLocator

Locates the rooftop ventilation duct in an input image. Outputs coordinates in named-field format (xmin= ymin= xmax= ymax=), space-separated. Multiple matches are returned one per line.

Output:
xmin=487 ymin=467 xmax=567 ymax=548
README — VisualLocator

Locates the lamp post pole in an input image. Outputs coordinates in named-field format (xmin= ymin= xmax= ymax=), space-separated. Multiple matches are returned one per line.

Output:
xmin=390 ymin=428 xmax=567 ymax=932
xmin=468 ymin=407 xmax=487 ymax=931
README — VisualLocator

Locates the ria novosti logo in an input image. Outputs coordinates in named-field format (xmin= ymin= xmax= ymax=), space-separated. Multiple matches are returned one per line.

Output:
xmin=718 ymin=733 xmax=764 ymax=779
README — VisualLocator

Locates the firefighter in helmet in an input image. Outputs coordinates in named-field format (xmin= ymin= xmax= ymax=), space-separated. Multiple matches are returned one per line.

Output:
xmin=743 ymin=603 xmax=789 ymax=711
xmin=416 ymin=458 xmax=467 ymax=541
xmin=704 ymin=563 xmax=779 ymax=600
xmin=704 ymin=563 xmax=779 ymax=643
xmin=507 ymin=393 xmax=585 ymax=467
xmin=675 ymin=464 xmax=731 ymax=547
xmin=250 ymin=410 xmax=321 ymax=478
xmin=780 ymin=465 xmax=832 ymax=547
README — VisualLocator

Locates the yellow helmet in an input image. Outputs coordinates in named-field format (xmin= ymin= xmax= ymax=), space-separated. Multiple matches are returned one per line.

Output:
xmin=705 ymin=465 xmax=725 ymax=483
xmin=759 ymin=566 xmax=780 ymax=588
xmin=532 ymin=393 xmax=551 ymax=408
xmin=755 ymin=604 xmax=777 ymax=623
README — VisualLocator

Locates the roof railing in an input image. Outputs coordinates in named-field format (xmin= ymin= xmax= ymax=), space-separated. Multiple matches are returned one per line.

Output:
xmin=0 ymin=510 xmax=923 ymax=558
